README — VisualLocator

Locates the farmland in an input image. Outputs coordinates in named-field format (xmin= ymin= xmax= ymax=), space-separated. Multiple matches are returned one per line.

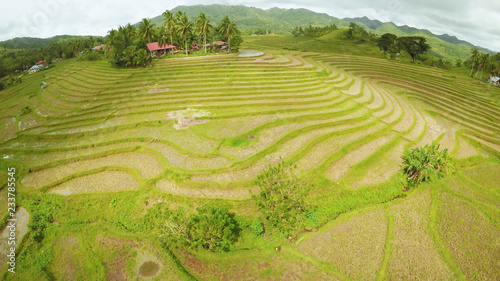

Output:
xmin=0 ymin=36 xmax=499 ymax=280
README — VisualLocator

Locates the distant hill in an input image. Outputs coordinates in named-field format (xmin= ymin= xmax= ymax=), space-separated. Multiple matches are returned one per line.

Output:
xmin=150 ymin=5 xmax=346 ymax=32
xmin=150 ymin=5 xmax=495 ymax=63
xmin=0 ymin=35 xmax=100 ymax=50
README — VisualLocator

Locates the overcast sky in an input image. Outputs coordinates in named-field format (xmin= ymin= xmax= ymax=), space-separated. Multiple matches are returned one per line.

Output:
xmin=1 ymin=0 xmax=499 ymax=52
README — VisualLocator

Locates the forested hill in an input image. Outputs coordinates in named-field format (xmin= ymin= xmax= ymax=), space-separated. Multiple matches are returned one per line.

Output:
xmin=148 ymin=5 xmax=495 ymax=62
xmin=0 ymin=35 xmax=99 ymax=50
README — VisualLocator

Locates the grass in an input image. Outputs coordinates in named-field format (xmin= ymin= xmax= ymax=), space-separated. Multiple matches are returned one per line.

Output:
xmin=0 ymin=36 xmax=498 ymax=279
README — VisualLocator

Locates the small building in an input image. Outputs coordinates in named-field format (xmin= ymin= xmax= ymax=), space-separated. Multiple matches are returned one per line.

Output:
xmin=92 ymin=45 xmax=105 ymax=51
xmin=489 ymin=76 xmax=500 ymax=87
xmin=191 ymin=43 xmax=199 ymax=50
xmin=36 ymin=60 xmax=47 ymax=66
xmin=146 ymin=42 xmax=177 ymax=57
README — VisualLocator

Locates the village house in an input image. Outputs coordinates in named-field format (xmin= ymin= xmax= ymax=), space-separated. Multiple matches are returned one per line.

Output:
xmin=28 ymin=60 xmax=47 ymax=74
xmin=488 ymin=76 xmax=500 ymax=88
xmin=146 ymin=42 xmax=177 ymax=57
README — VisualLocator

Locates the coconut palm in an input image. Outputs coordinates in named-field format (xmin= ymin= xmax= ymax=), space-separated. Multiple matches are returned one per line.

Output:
xmin=138 ymin=18 xmax=155 ymax=43
xmin=157 ymin=26 xmax=170 ymax=55
xmin=469 ymin=48 xmax=478 ymax=77
xmin=478 ymin=53 xmax=490 ymax=82
xmin=133 ymin=49 xmax=150 ymax=67
xmin=175 ymin=12 xmax=193 ymax=56
xmin=218 ymin=15 xmax=238 ymax=51
xmin=162 ymin=10 xmax=175 ymax=50
xmin=195 ymin=13 xmax=213 ymax=53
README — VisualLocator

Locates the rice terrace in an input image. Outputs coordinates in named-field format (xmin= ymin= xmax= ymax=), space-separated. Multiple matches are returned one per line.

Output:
xmin=0 ymin=3 xmax=499 ymax=281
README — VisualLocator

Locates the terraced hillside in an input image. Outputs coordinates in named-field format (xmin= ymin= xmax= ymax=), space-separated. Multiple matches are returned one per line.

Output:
xmin=0 ymin=49 xmax=499 ymax=280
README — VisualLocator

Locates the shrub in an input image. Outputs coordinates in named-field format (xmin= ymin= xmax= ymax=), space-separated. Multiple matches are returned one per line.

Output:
xmin=401 ymin=142 xmax=455 ymax=187
xmin=250 ymin=219 xmax=264 ymax=236
xmin=253 ymin=160 xmax=309 ymax=236
xmin=164 ymin=204 xmax=241 ymax=252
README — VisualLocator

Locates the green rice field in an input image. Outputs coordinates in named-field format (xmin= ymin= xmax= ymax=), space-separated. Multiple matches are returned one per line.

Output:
xmin=0 ymin=39 xmax=499 ymax=280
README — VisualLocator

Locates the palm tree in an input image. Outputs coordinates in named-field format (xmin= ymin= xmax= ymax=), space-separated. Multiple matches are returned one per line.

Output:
xmin=162 ymin=10 xmax=175 ymax=52
xmin=469 ymin=48 xmax=478 ymax=77
xmin=175 ymin=12 xmax=193 ymax=56
xmin=157 ymin=26 xmax=170 ymax=56
xmin=478 ymin=53 xmax=490 ymax=82
xmin=218 ymin=16 xmax=238 ymax=51
xmin=133 ymin=49 xmax=150 ymax=67
xmin=138 ymin=18 xmax=155 ymax=43
xmin=195 ymin=13 xmax=213 ymax=53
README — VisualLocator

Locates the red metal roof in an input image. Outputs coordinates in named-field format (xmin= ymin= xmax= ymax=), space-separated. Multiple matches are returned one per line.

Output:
xmin=213 ymin=41 xmax=227 ymax=46
xmin=147 ymin=42 xmax=177 ymax=52
xmin=92 ymin=45 xmax=103 ymax=50
xmin=36 ymin=60 xmax=45 ymax=65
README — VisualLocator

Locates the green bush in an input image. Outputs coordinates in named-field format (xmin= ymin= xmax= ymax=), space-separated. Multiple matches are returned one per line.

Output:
xmin=401 ymin=142 xmax=455 ymax=187
xmin=164 ymin=204 xmax=241 ymax=252
xmin=250 ymin=219 xmax=264 ymax=236
xmin=253 ymin=160 xmax=309 ymax=237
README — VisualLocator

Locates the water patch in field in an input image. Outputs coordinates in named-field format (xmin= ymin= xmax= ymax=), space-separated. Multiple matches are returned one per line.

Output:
xmin=239 ymin=49 xmax=264 ymax=57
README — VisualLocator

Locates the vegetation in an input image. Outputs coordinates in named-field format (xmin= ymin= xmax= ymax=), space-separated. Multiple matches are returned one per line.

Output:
xmin=401 ymin=142 xmax=455 ymax=187
xmin=292 ymin=24 xmax=338 ymax=37
xmin=164 ymin=204 xmax=241 ymax=252
xmin=253 ymin=160 xmax=309 ymax=236
xmin=0 ymin=4 xmax=499 ymax=280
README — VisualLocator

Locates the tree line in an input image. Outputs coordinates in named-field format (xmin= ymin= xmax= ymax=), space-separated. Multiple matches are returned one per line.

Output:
xmin=467 ymin=48 xmax=500 ymax=82
xmin=292 ymin=24 xmax=338 ymax=37
xmin=108 ymin=11 xmax=242 ymax=67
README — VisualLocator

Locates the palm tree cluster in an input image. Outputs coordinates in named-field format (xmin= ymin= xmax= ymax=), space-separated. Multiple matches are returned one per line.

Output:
xmin=468 ymin=48 xmax=500 ymax=83
xmin=106 ymin=10 xmax=241 ymax=66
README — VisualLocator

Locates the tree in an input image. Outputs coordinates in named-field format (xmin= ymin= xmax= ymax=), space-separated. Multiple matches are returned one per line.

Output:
xmin=401 ymin=142 xmax=454 ymax=187
xmin=157 ymin=26 xmax=169 ymax=55
xmin=253 ymin=160 xmax=309 ymax=236
xmin=218 ymin=15 xmax=239 ymax=51
xmin=175 ymin=12 xmax=193 ymax=56
xmin=398 ymin=36 xmax=430 ymax=63
xmin=469 ymin=48 xmax=479 ymax=77
xmin=477 ymin=53 xmax=490 ymax=82
xmin=377 ymin=33 xmax=399 ymax=55
xmin=229 ymin=35 xmax=243 ymax=51
xmin=138 ymin=18 xmax=155 ymax=43
xmin=195 ymin=13 xmax=213 ymax=53
xmin=133 ymin=49 xmax=150 ymax=67
xmin=164 ymin=204 xmax=241 ymax=252
xmin=162 ymin=10 xmax=175 ymax=54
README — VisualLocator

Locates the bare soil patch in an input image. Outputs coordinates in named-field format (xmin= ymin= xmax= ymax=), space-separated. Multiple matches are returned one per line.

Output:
xmin=49 ymin=171 xmax=140 ymax=195
xmin=166 ymin=107 xmax=210 ymax=130
xmin=0 ymin=207 xmax=30 ymax=265
xmin=388 ymin=189 xmax=454 ymax=280
xmin=156 ymin=179 xmax=258 ymax=199
xmin=147 ymin=88 xmax=169 ymax=93
xmin=295 ymin=207 xmax=387 ymax=280
xmin=22 ymin=152 xmax=162 ymax=188
xmin=326 ymin=132 xmax=396 ymax=181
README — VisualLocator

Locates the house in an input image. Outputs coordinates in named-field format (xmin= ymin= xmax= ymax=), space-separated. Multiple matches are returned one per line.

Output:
xmin=212 ymin=41 xmax=229 ymax=51
xmin=191 ymin=43 xmax=199 ymax=50
xmin=92 ymin=45 xmax=105 ymax=51
xmin=146 ymin=42 xmax=177 ymax=57
xmin=488 ymin=76 xmax=500 ymax=87
xmin=29 ymin=61 xmax=47 ymax=74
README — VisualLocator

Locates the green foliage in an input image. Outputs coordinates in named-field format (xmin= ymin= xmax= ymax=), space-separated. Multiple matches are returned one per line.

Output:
xmin=292 ymin=24 xmax=338 ymax=37
xmin=20 ymin=105 xmax=32 ymax=116
xmin=164 ymin=204 xmax=241 ymax=252
xmin=28 ymin=200 xmax=56 ymax=242
xmin=397 ymin=36 xmax=430 ymax=63
xmin=377 ymin=33 xmax=398 ymax=54
xmin=250 ymin=219 xmax=264 ymax=236
xmin=230 ymin=35 xmax=244 ymax=50
xmin=401 ymin=142 xmax=455 ymax=187
xmin=253 ymin=160 xmax=309 ymax=236
xmin=345 ymin=23 xmax=376 ymax=43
